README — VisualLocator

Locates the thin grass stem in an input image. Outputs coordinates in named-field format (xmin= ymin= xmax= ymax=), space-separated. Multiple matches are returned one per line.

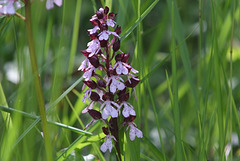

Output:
xmin=67 ymin=0 xmax=82 ymax=81
xmin=0 ymin=105 xmax=92 ymax=136
xmin=24 ymin=1 xmax=53 ymax=160
xmin=171 ymin=0 xmax=182 ymax=160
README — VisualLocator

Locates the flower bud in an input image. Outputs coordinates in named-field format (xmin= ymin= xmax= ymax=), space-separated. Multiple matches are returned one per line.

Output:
xmin=90 ymin=92 xmax=100 ymax=101
xmin=123 ymin=115 xmax=136 ymax=126
xmin=96 ymin=10 xmax=104 ymax=19
xmin=102 ymin=127 xmax=109 ymax=135
xmin=83 ymin=80 xmax=97 ymax=89
xmin=100 ymin=23 xmax=108 ymax=31
xmin=122 ymin=54 xmax=129 ymax=63
xmin=113 ymin=39 xmax=120 ymax=52
xmin=118 ymin=93 xmax=129 ymax=102
xmin=88 ymin=109 xmax=102 ymax=120
xmin=89 ymin=55 xmax=100 ymax=68
xmin=90 ymin=19 xmax=100 ymax=26
xmin=97 ymin=80 xmax=106 ymax=88
xmin=115 ymin=54 xmax=123 ymax=62
xmin=114 ymin=26 xmax=121 ymax=35
xmin=100 ymin=40 xmax=108 ymax=47
xmin=104 ymin=6 xmax=109 ymax=14
xmin=125 ymin=78 xmax=140 ymax=88
xmin=102 ymin=92 xmax=114 ymax=101
xmin=108 ymin=12 xmax=116 ymax=20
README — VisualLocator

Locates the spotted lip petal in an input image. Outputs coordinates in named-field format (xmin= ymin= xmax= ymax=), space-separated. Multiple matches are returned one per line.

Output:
xmin=100 ymin=135 xmax=113 ymax=152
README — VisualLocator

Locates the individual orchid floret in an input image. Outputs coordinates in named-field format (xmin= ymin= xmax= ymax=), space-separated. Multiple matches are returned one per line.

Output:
xmin=100 ymin=134 xmax=113 ymax=152
xmin=113 ymin=53 xmax=138 ymax=76
xmin=121 ymin=102 xmax=136 ymax=118
xmin=86 ymin=39 xmax=102 ymax=57
xmin=106 ymin=19 xmax=115 ymax=27
xmin=106 ymin=75 xmax=125 ymax=94
xmin=114 ymin=62 xmax=129 ymax=75
xmin=124 ymin=115 xmax=143 ymax=141
xmin=100 ymin=92 xmax=120 ymax=119
xmin=106 ymin=12 xmax=116 ymax=27
xmin=45 ymin=0 xmax=62 ymax=10
xmin=98 ymin=30 xmax=120 ymax=41
xmin=100 ymin=127 xmax=116 ymax=153
xmin=88 ymin=26 xmax=100 ymax=35
xmin=118 ymin=93 xmax=136 ymax=118
xmin=128 ymin=122 xmax=143 ymax=141
xmin=82 ymin=64 xmax=96 ymax=81
xmin=100 ymin=101 xmax=119 ymax=119
xmin=0 ymin=0 xmax=22 ymax=15
xmin=85 ymin=109 xmax=103 ymax=129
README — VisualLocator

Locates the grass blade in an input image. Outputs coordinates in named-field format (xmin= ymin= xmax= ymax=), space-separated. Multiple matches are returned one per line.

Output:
xmin=67 ymin=0 xmax=82 ymax=80
xmin=120 ymin=0 xmax=159 ymax=41
xmin=13 ymin=76 xmax=83 ymax=148
xmin=0 ymin=105 xmax=92 ymax=136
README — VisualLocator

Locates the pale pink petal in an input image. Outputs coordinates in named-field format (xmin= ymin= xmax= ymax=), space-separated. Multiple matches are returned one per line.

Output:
xmin=136 ymin=128 xmax=143 ymax=138
xmin=110 ymin=82 xmax=117 ymax=93
xmin=102 ymin=107 xmax=110 ymax=119
xmin=100 ymin=102 xmax=106 ymax=111
xmin=15 ymin=1 xmax=21 ymax=9
xmin=116 ymin=63 xmax=128 ymax=75
xmin=106 ymin=19 xmax=115 ymax=27
xmin=130 ymin=67 xmax=139 ymax=74
xmin=82 ymin=102 xmax=93 ymax=113
xmin=122 ymin=102 xmax=136 ymax=118
xmin=129 ymin=126 xmax=136 ymax=141
xmin=110 ymin=107 xmax=118 ymax=118
xmin=99 ymin=31 xmax=109 ymax=41
xmin=82 ymin=89 xmax=91 ymax=103
xmin=100 ymin=142 xmax=107 ymax=152
xmin=54 ymin=0 xmax=62 ymax=7
xmin=129 ymin=124 xmax=143 ymax=141
xmin=46 ymin=0 xmax=54 ymax=10
xmin=88 ymin=26 xmax=99 ymax=34
xmin=116 ymin=80 xmax=125 ymax=90
xmin=85 ymin=119 xmax=94 ymax=129
xmin=100 ymin=135 xmax=113 ymax=152
xmin=83 ymin=66 xmax=95 ymax=80
xmin=78 ymin=58 xmax=89 ymax=71
xmin=110 ymin=31 xmax=120 ymax=38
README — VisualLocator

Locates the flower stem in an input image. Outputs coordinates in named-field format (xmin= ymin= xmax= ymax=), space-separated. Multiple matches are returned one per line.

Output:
xmin=112 ymin=118 xmax=122 ymax=161
xmin=24 ymin=1 xmax=53 ymax=161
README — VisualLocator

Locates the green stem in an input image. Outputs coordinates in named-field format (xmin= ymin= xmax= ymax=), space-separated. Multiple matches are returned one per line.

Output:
xmin=24 ymin=1 xmax=53 ymax=161
xmin=112 ymin=118 xmax=121 ymax=161
xmin=171 ymin=0 xmax=182 ymax=160
xmin=67 ymin=0 xmax=82 ymax=81
xmin=229 ymin=0 xmax=235 ymax=160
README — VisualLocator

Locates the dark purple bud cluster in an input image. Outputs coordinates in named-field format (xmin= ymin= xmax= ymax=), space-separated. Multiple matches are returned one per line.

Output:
xmin=78 ymin=6 xmax=142 ymax=153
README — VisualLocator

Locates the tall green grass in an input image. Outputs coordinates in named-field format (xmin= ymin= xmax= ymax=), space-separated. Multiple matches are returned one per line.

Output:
xmin=0 ymin=0 xmax=240 ymax=160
